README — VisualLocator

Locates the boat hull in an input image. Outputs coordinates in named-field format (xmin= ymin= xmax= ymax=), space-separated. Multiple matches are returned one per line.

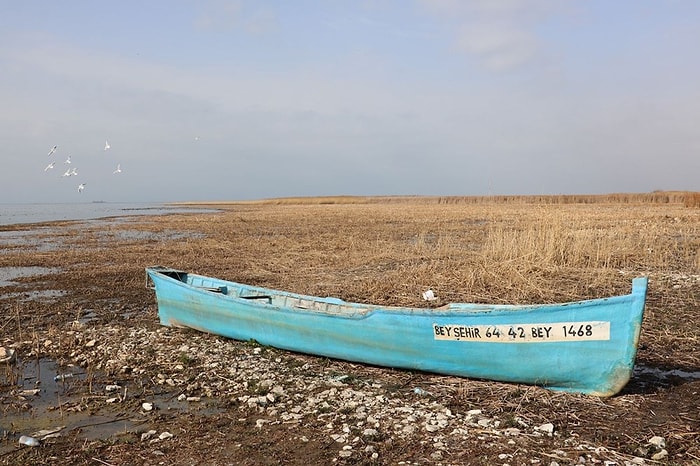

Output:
xmin=146 ymin=266 xmax=647 ymax=396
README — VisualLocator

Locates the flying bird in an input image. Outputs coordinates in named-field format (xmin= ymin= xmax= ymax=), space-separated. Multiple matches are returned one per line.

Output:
xmin=44 ymin=162 xmax=56 ymax=171
xmin=62 ymin=168 xmax=78 ymax=177
xmin=78 ymin=183 xmax=86 ymax=193
xmin=113 ymin=163 xmax=122 ymax=174
xmin=64 ymin=156 xmax=71 ymax=164
xmin=104 ymin=140 xmax=111 ymax=151
xmin=48 ymin=145 xmax=57 ymax=157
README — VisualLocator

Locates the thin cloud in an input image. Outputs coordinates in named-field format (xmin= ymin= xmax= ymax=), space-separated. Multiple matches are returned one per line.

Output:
xmin=193 ymin=0 xmax=278 ymax=35
xmin=456 ymin=22 xmax=536 ymax=71
xmin=418 ymin=0 xmax=573 ymax=71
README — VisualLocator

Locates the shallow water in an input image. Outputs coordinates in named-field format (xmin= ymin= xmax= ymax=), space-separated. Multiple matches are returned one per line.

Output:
xmin=0 ymin=357 xmax=142 ymax=454
xmin=634 ymin=365 xmax=700 ymax=381
xmin=0 ymin=202 xmax=217 ymax=226
xmin=0 ymin=356 xmax=221 ymax=454
xmin=0 ymin=266 xmax=61 ymax=287
xmin=0 ymin=225 xmax=205 ymax=257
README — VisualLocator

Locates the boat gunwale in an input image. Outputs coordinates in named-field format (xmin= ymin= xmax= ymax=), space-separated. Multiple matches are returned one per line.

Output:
xmin=146 ymin=266 xmax=647 ymax=320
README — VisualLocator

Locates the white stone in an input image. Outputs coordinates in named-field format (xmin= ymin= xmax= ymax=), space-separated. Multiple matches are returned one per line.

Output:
xmin=648 ymin=436 xmax=665 ymax=448
xmin=140 ymin=430 xmax=157 ymax=441
xmin=535 ymin=423 xmax=555 ymax=435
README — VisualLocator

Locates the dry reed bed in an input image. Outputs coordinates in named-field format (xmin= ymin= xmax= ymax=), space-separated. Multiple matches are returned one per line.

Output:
xmin=155 ymin=202 xmax=700 ymax=367
xmin=5 ymin=201 xmax=699 ymax=364
xmin=2 ymin=198 xmax=700 ymax=464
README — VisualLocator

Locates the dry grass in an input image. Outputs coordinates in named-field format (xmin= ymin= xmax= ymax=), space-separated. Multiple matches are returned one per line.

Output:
xmin=147 ymin=197 xmax=700 ymax=371
xmin=1 ymin=199 xmax=698 ymax=348
xmin=162 ymin=199 xmax=700 ymax=303
xmin=179 ymin=190 xmax=699 ymax=206
xmin=2 ymin=194 xmax=700 ymax=465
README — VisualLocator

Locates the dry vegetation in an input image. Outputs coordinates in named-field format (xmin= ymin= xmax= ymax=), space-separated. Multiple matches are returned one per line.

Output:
xmin=1 ymin=193 xmax=700 ymax=465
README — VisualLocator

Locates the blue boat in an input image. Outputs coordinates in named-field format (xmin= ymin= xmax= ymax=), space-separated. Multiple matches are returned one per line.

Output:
xmin=146 ymin=266 xmax=648 ymax=397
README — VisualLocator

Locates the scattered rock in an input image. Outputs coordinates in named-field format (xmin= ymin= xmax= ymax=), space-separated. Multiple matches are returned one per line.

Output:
xmin=140 ymin=430 xmax=157 ymax=441
xmin=535 ymin=423 xmax=555 ymax=435
xmin=648 ymin=435 xmax=665 ymax=448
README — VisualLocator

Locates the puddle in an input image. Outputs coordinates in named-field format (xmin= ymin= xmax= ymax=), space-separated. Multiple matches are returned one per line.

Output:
xmin=2 ymin=290 xmax=66 ymax=301
xmin=0 ymin=358 xmax=143 ymax=454
xmin=634 ymin=365 xmax=700 ymax=381
xmin=0 ymin=267 xmax=61 ymax=287
xmin=0 ymin=228 xmax=67 ymax=253
xmin=97 ymin=229 xmax=206 ymax=242
xmin=0 ymin=356 xmax=222 ymax=454
xmin=78 ymin=311 xmax=98 ymax=324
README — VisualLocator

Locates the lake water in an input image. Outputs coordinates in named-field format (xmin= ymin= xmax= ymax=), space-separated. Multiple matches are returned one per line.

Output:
xmin=0 ymin=202 xmax=216 ymax=226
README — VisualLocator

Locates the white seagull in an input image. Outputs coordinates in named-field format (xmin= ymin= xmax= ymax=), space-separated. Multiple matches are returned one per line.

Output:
xmin=64 ymin=156 xmax=71 ymax=164
xmin=78 ymin=183 xmax=86 ymax=193
xmin=48 ymin=145 xmax=57 ymax=157
xmin=44 ymin=162 xmax=56 ymax=171
xmin=104 ymin=140 xmax=111 ymax=151
xmin=113 ymin=163 xmax=122 ymax=174
xmin=70 ymin=168 xmax=78 ymax=176
xmin=62 ymin=168 xmax=72 ymax=177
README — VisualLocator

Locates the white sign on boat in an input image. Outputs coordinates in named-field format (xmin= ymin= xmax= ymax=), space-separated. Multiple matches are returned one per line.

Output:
xmin=432 ymin=321 xmax=611 ymax=342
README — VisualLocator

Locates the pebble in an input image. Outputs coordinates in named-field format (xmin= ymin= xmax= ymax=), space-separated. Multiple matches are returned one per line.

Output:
xmin=32 ymin=322 xmax=671 ymax=464
xmin=647 ymin=435 xmax=665 ymax=448
xmin=535 ymin=423 xmax=555 ymax=435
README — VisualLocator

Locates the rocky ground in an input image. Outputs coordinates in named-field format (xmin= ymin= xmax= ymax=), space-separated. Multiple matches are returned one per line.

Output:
xmin=1 ymin=202 xmax=699 ymax=465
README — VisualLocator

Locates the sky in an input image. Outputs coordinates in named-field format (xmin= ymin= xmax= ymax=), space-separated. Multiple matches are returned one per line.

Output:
xmin=1 ymin=0 xmax=699 ymax=203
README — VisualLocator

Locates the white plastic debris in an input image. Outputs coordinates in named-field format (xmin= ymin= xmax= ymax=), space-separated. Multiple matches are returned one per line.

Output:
xmin=0 ymin=347 xmax=16 ymax=364
xmin=54 ymin=373 xmax=74 ymax=382
xmin=158 ymin=431 xmax=173 ymax=440
xmin=19 ymin=435 xmax=40 ymax=447
xmin=413 ymin=387 xmax=431 ymax=396
xmin=142 ymin=402 xmax=153 ymax=411
xmin=422 ymin=289 xmax=437 ymax=301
